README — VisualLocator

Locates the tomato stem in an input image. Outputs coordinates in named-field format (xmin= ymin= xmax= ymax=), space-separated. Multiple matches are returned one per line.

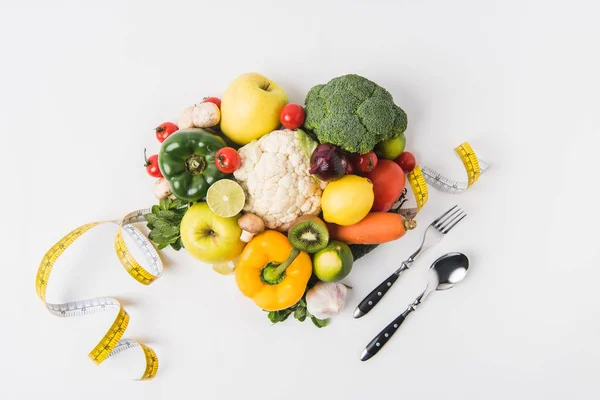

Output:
xmin=144 ymin=148 xmax=151 ymax=167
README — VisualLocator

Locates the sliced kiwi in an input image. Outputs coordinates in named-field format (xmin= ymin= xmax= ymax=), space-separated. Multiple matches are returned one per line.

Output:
xmin=288 ymin=215 xmax=330 ymax=253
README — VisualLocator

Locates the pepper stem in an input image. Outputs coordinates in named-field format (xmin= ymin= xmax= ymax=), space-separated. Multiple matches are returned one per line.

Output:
xmin=261 ymin=248 xmax=301 ymax=285
xmin=184 ymin=154 xmax=207 ymax=176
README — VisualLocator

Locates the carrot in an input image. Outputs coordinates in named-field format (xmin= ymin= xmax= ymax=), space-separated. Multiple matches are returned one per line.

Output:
xmin=327 ymin=212 xmax=417 ymax=245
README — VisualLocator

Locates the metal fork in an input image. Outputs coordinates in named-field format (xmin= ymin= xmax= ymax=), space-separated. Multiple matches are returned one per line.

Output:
xmin=353 ymin=205 xmax=466 ymax=318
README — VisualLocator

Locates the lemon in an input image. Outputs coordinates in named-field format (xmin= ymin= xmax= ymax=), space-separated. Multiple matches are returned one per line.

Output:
xmin=321 ymin=175 xmax=374 ymax=226
xmin=206 ymin=179 xmax=246 ymax=218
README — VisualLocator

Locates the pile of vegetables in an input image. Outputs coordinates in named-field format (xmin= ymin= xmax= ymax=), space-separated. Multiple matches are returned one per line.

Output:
xmin=142 ymin=73 xmax=420 ymax=327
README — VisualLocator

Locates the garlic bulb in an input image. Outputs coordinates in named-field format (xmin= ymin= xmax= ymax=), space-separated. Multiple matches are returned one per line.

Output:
xmin=306 ymin=282 xmax=347 ymax=320
xmin=178 ymin=105 xmax=195 ymax=129
xmin=192 ymin=102 xmax=220 ymax=128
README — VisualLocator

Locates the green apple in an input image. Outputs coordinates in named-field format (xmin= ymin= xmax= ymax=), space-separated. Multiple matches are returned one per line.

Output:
xmin=220 ymin=72 xmax=288 ymax=145
xmin=374 ymin=133 xmax=406 ymax=160
xmin=180 ymin=202 xmax=245 ymax=263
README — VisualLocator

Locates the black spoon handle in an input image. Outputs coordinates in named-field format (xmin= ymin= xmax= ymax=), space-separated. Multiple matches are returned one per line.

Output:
xmin=354 ymin=272 xmax=400 ymax=318
xmin=360 ymin=307 xmax=414 ymax=361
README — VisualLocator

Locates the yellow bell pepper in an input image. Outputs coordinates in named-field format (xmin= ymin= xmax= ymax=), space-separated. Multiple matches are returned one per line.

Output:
xmin=235 ymin=230 xmax=312 ymax=311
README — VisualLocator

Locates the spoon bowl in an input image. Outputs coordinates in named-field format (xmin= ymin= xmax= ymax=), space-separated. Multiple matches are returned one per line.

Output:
xmin=429 ymin=252 xmax=469 ymax=291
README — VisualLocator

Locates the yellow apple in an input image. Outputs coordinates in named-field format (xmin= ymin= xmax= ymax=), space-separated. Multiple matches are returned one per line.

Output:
xmin=180 ymin=202 xmax=245 ymax=264
xmin=220 ymin=72 xmax=288 ymax=145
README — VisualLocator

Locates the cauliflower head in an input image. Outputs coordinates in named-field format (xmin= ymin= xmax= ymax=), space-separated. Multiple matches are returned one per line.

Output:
xmin=303 ymin=74 xmax=408 ymax=154
xmin=233 ymin=129 xmax=325 ymax=231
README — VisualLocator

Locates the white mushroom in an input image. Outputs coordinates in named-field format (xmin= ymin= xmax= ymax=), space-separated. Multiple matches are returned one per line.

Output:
xmin=192 ymin=102 xmax=221 ymax=128
xmin=178 ymin=105 xmax=195 ymax=129
xmin=238 ymin=213 xmax=265 ymax=242
xmin=154 ymin=178 xmax=172 ymax=200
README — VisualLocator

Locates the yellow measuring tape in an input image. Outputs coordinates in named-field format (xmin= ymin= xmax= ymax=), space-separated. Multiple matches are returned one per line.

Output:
xmin=35 ymin=209 xmax=161 ymax=380
xmin=400 ymin=142 xmax=488 ymax=218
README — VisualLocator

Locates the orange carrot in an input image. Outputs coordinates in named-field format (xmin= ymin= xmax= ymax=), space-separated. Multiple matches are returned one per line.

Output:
xmin=327 ymin=213 xmax=417 ymax=245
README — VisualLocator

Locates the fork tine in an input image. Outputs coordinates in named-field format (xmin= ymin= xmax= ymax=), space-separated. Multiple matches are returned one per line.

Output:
xmin=439 ymin=210 xmax=464 ymax=231
xmin=434 ymin=208 xmax=461 ymax=228
xmin=442 ymin=213 xmax=467 ymax=234
xmin=433 ymin=205 xmax=458 ymax=225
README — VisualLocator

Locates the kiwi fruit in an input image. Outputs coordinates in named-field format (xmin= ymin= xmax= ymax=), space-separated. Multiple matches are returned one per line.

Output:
xmin=288 ymin=215 xmax=330 ymax=253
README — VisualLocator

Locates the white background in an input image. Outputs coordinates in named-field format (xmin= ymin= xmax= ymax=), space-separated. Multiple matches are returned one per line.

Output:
xmin=2 ymin=0 xmax=599 ymax=399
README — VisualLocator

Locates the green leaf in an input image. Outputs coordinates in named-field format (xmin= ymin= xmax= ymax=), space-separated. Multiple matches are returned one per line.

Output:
xmin=157 ymin=243 xmax=169 ymax=250
xmin=151 ymin=205 xmax=161 ymax=214
xmin=170 ymin=240 xmax=182 ymax=251
xmin=311 ymin=316 xmax=330 ymax=328
xmin=294 ymin=307 xmax=306 ymax=321
xmin=171 ymin=198 xmax=187 ymax=209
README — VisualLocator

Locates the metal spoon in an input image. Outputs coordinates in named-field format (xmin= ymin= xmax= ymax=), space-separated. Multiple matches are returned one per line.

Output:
xmin=360 ymin=252 xmax=470 ymax=361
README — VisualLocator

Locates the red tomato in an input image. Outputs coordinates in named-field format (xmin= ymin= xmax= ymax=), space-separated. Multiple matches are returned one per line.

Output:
xmin=203 ymin=97 xmax=221 ymax=109
xmin=279 ymin=103 xmax=305 ymax=129
xmin=215 ymin=147 xmax=241 ymax=174
xmin=394 ymin=152 xmax=416 ymax=173
xmin=365 ymin=160 xmax=405 ymax=212
xmin=144 ymin=149 xmax=163 ymax=178
xmin=155 ymin=122 xmax=178 ymax=143
xmin=351 ymin=151 xmax=378 ymax=174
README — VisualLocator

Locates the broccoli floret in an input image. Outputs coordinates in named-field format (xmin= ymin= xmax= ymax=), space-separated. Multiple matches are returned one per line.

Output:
xmin=303 ymin=74 xmax=407 ymax=154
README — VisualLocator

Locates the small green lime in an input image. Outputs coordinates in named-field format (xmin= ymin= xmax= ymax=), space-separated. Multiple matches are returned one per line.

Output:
xmin=206 ymin=179 xmax=246 ymax=218
xmin=313 ymin=240 xmax=354 ymax=282
xmin=374 ymin=133 xmax=406 ymax=160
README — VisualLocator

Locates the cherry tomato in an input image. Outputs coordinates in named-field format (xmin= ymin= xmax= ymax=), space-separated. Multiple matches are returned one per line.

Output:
xmin=144 ymin=149 xmax=163 ymax=178
xmin=215 ymin=147 xmax=241 ymax=174
xmin=394 ymin=151 xmax=416 ymax=173
xmin=203 ymin=97 xmax=221 ymax=109
xmin=155 ymin=122 xmax=178 ymax=143
xmin=365 ymin=160 xmax=405 ymax=212
xmin=351 ymin=151 xmax=378 ymax=174
xmin=279 ymin=103 xmax=305 ymax=129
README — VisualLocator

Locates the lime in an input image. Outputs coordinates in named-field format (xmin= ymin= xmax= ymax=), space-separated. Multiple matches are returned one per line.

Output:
xmin=313 ymin=241 xmax=354 ymax=282
xmin=206 ymin=179 xmax=246 ymax=218
xmin=374 ymin=133 xmax=406 ymax=160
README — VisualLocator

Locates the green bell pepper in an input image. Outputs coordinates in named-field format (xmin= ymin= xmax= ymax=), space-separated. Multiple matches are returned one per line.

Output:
xmin=158 ymin=128 xmax=228 ymax=201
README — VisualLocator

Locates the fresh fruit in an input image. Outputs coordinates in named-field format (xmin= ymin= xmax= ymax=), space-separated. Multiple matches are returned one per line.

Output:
xmin=206 ymin=179 xmax=246 ymax=218
xmin=220 ymin=72 xmax=288 ymax=145
xmin=313 ymin=240 xmax=354 ymax=282
xmin=374 ymin=133 xmax=406 ymax=160
xmin=351 ymin=151 xmax=378 ymax=174
xmin=327 ymin=213 xmax=417 ymax=244
xmin=180 ymin=202 xmax=245 ymax=263
xmin=155 ymin=122 xmax=178 ymax=143
xmin=395 ymin=151 xmax=416 ymax=173
xmin=202 ymin=97 xmax=221 ymax=109
xmin=309 ymin=144 xmax=348 ymax=181
xmin=288 ymin=215 xmax=329 ymax=253
xmin=144 ymin=149 xmax=163 ymax=178
xmin=215 ymin=147 xmax=241 ymax=174
xmin=280 ymin=103 xmax=305 ymax=129
xmin=321 ymin=175 xmax=374 ymax=226
xmin=365 ymin=160 xmax=405 ymax=212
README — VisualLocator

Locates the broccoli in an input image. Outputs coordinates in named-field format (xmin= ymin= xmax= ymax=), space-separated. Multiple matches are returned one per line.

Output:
xmin=303 ymin=74 xmax=408 ymax=154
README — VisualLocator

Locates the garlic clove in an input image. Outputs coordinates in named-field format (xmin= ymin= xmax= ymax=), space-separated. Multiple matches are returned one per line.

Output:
xmin=306 ymin=282 xmax=348 ymax=320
